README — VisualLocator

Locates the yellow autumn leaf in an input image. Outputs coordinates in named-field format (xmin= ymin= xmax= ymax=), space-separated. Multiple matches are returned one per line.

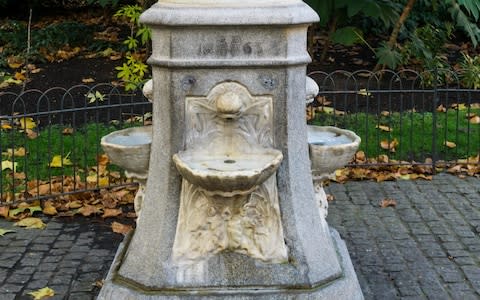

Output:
xmin=376 ymin=125 xmax=393 ymax=132
xmin=14 ymin=72 xmax=26 ymax=81
xmin=7 ymin=55 xmax=23 ymax=69
xmin=2 ymin=147 xmax=27 ymax=157
xmin=444 ymin=141 xmax=456 ymax=148
xmin=357 ymin=88 xmax=371 ymax=97
xmin=451 ymin=103 xmax=467 ymax=110
xmin=48 ymin=153 xmax=73 ymax=168
xmin=1 ymin=160 xmax=18 ymax=172
xmin=1 ymin=122 xmax=12 ymax=130
xmin=9 ymin=205 xmax=42 ymax=218
xmin=86 ymin=173 xmax=109 ymax=187
xmin=18 ymin=117 xmax=36 ymax=130
xmin=28 ymin=287 xmax=55 ymax=300
xmin=14 ymin=217 xmax=46 ymax=229
xmin=0 ymin=228 xmax=15 ymax=236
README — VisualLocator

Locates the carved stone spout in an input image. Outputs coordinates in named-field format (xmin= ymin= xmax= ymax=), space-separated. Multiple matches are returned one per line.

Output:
xmin=172 ymin=82 xmax=287 ymax=264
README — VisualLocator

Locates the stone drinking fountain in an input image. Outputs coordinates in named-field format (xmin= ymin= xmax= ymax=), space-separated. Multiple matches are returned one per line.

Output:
xmin=98 ymin=0 xmax=363 ymax=298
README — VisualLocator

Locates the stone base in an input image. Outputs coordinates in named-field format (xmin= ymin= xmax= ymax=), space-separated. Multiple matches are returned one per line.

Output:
xmin=98 ymin=228 xmax=363 ymax=300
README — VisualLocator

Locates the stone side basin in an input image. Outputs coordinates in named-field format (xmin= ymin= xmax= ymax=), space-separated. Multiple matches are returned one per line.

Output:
xmin=100 ymin=126 xmax=152 ymax=179
xmin=172 ymin=149 xmax=283 ymax=197
xmin=307 ymin=125 xmax=360 ymax=177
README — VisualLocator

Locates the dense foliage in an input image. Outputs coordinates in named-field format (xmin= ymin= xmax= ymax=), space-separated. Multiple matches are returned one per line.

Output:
xmin=305 ymin=0 xmax=480 ymax=81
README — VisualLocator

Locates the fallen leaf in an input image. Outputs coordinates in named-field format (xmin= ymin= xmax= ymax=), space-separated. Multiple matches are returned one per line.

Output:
xmin=28 ymin=287 xmax=55 ymax=299
xmin=17 ymin=117 xmax=36 ymax=130
xmin=84 ymin=53 xmax=97 ymax=59
xmin=102 ymin=208 xmax=122 ymax=218
xmin=7 ymin=55 xmax=23 ymax=69
xmin=380 ymin=139 xmax=399 ymax=153
xmin=357 ymin=88 xmax=371 ymax=97
xmin=317 ymin=106 xmax=346 ymax=116
xmin=380 ymin=199 xmax=397 ymax=208
xmin=82 ymin=77 xmax=95 ymax=83
xmin=316 ymin=96 xmax=332 ymax=106
xmin=355 ymin=151 xmax=366 ymax=162
xmin=451 ymin=103 xmax=467 ymax=110
xmin=14 ymin=172 xmax=26 ymax=180
xmin=126 ymin=212 xmax=137 ymax=218
xmin=380 ymin=111 xmax=390 ymax=117
xmin=111 ymin=221 xmax=132 ymax=234
xmin=42 ymin=206 xmax=58 ymax=216
xmin=14 ymin=217 xmax=46 ymax=229
xmin=0 ymin=206 xmax=9 ymax=218
xmin=376 ymin=125 xmax=393 ymax=132
xmin=436 ymin=104 xmax=447 ymax=112
xmin=62 ymin=127 xmax=74 ymax=135
xmin=469 ymin=115 xmax=480 ymax=124
xmin=447 ymin=165 xmax=463 ymax=173
xmin=48 ymin=153 xmax=73 ymax=168
xmin=1 ymin=122 xmax=12 ymax=130
xmin=31 ymin=68 xmax=42 ymax=74
xmin=0 ymin=228 xmax=15 ymax=236
xmin=94 ymin=279 xmax=104 ymax=288
xmin=9 ymin=205 xmax=42 ymax=217
xmin=110 ymin=53 xmax=122 ymax=60
xmin=14 ymin=72 xmax=26 ymax=81
xmin=326 ymin=194 xmax=335 ymax=202
xmin=25 ymin=129 xmax=38 ymax=139
xmin=78 ymin=205 xmax=102 ymax=217
xmin=1 ymin=160 xmax=18 ymax=172
xmin=2 ymin=147 xmax=27 ymax=157
xmin=444 ymin=141 xmax=456 ymax=148
xmin=86 ymin=173 xmax=109 ymax=187
xmin=67 ymin=200 xmax=83 ymax=209
xmin=465 ymin=112 xmax=476 ymax=118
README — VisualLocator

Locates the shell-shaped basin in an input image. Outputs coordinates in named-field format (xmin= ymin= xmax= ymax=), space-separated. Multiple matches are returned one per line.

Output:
xmin=172 ymin=149 xmax=283 ymax=197
xmin=100 ymin=126 xmax=152 ymax=179
xmin=308 ymin=125 xmax=360 ymax=177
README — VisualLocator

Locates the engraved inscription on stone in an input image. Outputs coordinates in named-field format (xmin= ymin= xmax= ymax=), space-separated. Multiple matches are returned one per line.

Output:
xmin=198 ymin=36 xmax=265 ymax=58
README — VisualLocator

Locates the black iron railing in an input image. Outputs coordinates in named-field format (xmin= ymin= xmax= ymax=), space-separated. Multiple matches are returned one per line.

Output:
xmin=1 ymin=70 xmax=478 ymax=206
xmin=0 ymin=84 xmax=151 ymax=206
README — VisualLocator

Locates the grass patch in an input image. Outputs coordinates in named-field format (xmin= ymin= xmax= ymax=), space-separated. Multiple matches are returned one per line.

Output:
xmin=1 ymin=122 xmax=142 ymax=194
xmin=309 ymin=108 xmax=480 ymax=162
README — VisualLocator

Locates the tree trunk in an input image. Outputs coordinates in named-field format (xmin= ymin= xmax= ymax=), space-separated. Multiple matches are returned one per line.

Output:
xmin=373 ymin=0 xmax=417 ymax=72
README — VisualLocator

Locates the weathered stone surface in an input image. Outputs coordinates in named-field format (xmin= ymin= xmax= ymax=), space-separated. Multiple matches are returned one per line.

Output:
xmin=99 ymin=0 xmax=363 ymax=299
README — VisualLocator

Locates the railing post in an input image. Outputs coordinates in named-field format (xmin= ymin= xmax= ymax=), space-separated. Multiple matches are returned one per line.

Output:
xmin=431 ymin=68 xmax=438 ymax=174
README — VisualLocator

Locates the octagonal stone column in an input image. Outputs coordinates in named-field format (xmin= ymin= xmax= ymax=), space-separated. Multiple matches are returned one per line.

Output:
xmin=98 ymin=1 xmax=363 ymax=298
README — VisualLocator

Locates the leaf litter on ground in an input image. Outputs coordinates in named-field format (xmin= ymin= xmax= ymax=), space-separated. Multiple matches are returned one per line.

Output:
xmin=28 ymin=287 xmax=55 ymax=300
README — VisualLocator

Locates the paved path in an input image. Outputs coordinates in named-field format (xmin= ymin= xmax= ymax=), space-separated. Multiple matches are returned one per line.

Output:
xmin=0 ymin=218 xmax=123 ymax=300
xmin=0 ymin=173 xmax=478 ymax=299
xmin=326 ymin=173 xmax=480 ymax=300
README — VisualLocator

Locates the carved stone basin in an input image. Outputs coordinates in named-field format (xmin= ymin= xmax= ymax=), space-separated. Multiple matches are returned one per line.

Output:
xmin=100 ymin=126 xmax=152 ymax=179
xmin=308 ymin=125 xmax=360 ymax=177
xmin=172 ymin=148 xmax=283 ymax=196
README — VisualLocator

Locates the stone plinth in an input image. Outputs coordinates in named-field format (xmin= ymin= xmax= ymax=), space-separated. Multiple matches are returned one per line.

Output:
xmin=98 ymin=1 xmax=363 ymax=298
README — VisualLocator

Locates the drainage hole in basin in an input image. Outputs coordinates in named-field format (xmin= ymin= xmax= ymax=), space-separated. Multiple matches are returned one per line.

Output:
xmin=224 ymin=159 xmax=236 ymax=164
